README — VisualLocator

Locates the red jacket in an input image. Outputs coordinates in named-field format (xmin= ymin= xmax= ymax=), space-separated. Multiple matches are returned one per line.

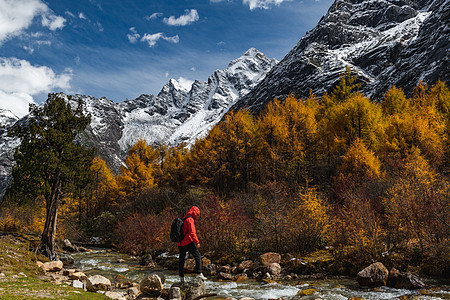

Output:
xmin=178 ymin=206 xmax=200 ymax=247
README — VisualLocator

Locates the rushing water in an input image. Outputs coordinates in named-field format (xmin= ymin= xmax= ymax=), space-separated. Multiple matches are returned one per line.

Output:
xmin=72 ymin=249 xmax=450 ymax=300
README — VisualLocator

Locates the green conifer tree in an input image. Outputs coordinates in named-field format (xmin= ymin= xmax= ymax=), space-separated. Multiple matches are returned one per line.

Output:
xmin=8 ymin=94 xmax=95 ymax=260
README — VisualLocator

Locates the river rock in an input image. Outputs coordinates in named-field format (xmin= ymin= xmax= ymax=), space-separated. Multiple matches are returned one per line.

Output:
xmin=0 ymin=273 xmax=5 ymax=278
xmin=259 ymin=252 xmax=281 ymax=267
xmin=77 ymin=246 xmax=89 ymax=252
xmin=41 ymin=260 xmax=64 ymax=272
xmin=218 ymin=272 xmax=234 ymax=280
xmin=388 ymin=268 xmax=425 ymax=290
xmin=86 ymin=274 xmax=111 ymax=292
xmin=169 ymin=286 xmax=182 ymax=300
xmin=58 ymin=253 xmax=74 ymax=265
xmin=140 ymin=274 xmax=164 ymax=295
xmin=357 ymin=262 xmax=389 ymax=288
xmin=62 ymin=239 xmax=77 ymax=252
xmin=203 ymin=263 xmax=217 ymax=276
xmin=267 ymin=263 xmax=282 ymax=276
xmin=72 ymin=280 xmax=84 ymax=289
xmin=69 ymin=272 xmax=87 ymax=281
xmin=139 ymin=254 xmax=153 ymax=266
xmin=184 ymin=278 xmax=206 ymax=300
xmin=218 ymin=265 xmax=231 ymax=273
xmin=105 ymin=291 xmax=127 ymax=300
xmin=233 ymin=273 xmax=248 ymax=282
xmin=127 ymin=286 xmax=140 ymax=297
xmin=238 ymin=260 xmax=254 ymax=271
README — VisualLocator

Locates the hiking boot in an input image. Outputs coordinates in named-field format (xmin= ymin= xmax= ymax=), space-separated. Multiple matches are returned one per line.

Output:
xmin=196 ymin=273 xmax=207 ymax=281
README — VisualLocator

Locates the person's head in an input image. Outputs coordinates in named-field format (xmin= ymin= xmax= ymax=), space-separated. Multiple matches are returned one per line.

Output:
xmin=187 ymin=206 xmax=200 ymax=220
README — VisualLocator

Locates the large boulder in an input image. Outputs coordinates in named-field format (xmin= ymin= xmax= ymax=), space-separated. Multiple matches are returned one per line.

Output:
xmin=357 ymin=262 xmax=389 ymax=288
xmin=62 ymin=239 xmax=77 ymax=252
xmin=267 ymin=262 xmax=282 ymax=276
xmin=259 ymin=252 xmax=281 ymax=267
xmin=140 ymin=274 xmax=164 ymax=296
xmin=41 ymin=260 xmax=64 ymax=272
xmin=171 ymin=278 xmax=206 ymax=300
xmin=387 ymin=268 xmax=425 ymax=290
xmin=86 ymin=274 xmax=111 ymax=292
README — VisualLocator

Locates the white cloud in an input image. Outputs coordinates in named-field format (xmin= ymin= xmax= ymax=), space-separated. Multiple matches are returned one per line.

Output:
xmin=0 ymin=0 xmax=47 ymax=44
xmin=127 ymin=27 xmax=141 ymax=44
xmin=145 ymin=12 xmax=163 ymax=20
xmin=190 ymin=67 xmax=196 ymax=71
xmin=96 ymin=21 xmax=104 ymax=32
xmin=163 ymin=9 xmax=199 ymax=26
xmin=140 ymin=32 xmax=179 ymax=47
xmin=242 ymin=0 xmax=292 ymax=10
xmin=41 ymin=14 xmax=66 ymax=31
xmin=0 ymin=57 xmax=72 ymax=117
xmin=177 ymin=77 xmax=194 ymax=90
xmin=0 ymin=0 xmax=65 ymax=45
xmin=78 ymin=12 xmax=87 ymax=19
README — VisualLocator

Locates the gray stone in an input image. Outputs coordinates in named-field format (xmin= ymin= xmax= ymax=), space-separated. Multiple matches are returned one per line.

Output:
xmin=388 ymin=268 xmax=425 ymax=290
xmin=169 ymin=286 xmax=182 ymax=300
xmin=357 ymin=262 xmax=389 ymax=288
xmin=140 ymin=274 xmax=164 ymax=295
xmin=71 ymin=280 xmax=84 ymax=289
xmin=267 ymin=263 xmax=282 ymax=276
xmin=62 ymin=239 xmax=77 ymax=252
xmin=86 ymin=274 xmax=111 ymax=292
xmin=105 ymin=291 xmax=127 ymax=300
xmin=58 ymin=253 xmax=75 ymax=265
xmin=41 ymin=260 xmax=64 ymax=272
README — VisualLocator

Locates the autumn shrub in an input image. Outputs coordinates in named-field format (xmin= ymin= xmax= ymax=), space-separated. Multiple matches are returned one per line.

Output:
xmin=196 ymin=194 xmax=251 ymax=256
xmin=384 ymin=150 xmax=450 ymax=253
xmin=285 ymin=187 xmax=330 ymax=253
xmin=332 ymin=174 xmax=388 ymax=271
xmin=0 ymin=203 xmax=45 ymax=235
xmin=114 ymin=209 xmax=175 ymax=255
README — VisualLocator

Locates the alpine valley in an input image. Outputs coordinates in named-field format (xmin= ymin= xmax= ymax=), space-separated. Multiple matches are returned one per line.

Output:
xmin=0 ymin=0 xmax=448 ymax=199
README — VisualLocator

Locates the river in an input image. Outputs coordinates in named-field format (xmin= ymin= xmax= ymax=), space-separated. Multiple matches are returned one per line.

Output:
xmin=72 ymin=249 xmax=450 ymax=300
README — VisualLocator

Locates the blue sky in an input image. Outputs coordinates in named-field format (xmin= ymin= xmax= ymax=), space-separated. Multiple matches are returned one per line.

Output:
xmin=0 ymin=0 xmax=333 ymax=117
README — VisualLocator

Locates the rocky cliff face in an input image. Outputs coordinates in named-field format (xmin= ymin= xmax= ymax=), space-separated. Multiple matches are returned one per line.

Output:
xmin=0 ymin=48 xmax=276 ymax=199
xmin=232 ymin=0 xmax=449 ymax=113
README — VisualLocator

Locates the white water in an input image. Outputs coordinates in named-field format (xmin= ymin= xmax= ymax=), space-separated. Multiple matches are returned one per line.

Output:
xmin=72 ymin=249 xmax=450 ymax=300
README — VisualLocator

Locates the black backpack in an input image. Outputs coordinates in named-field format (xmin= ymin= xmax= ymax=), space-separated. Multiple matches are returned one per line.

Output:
xmin=170 ymin=216 xmax=193 ymax=242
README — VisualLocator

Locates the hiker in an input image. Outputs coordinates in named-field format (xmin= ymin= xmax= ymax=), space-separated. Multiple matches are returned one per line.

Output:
xmin=178 ymin=206 xmax=206 ymax=282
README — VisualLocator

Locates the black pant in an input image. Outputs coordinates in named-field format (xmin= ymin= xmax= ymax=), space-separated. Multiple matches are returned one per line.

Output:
xmin=179 ymin=242 xmax=202 ymax=277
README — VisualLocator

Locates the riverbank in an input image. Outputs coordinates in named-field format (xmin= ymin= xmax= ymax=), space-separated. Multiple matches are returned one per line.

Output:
xmin=0 ymin=234 xmax=106 ymax=299
xmin=1 ymin=233 xmax=449 ymax=300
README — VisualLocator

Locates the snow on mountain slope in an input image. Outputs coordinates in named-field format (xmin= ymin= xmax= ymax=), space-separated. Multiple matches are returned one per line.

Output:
xmin=233 ymin=0 xmax=449 ymax=113
xmin=118 ymin=48 xmax=277 ymax=149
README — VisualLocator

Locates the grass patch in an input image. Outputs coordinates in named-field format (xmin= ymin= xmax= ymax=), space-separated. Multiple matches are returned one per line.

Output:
xmin=0 ymin=277 xmax=105 ymax=299
xmin=0 ymin=234 xmax=106 ymax=299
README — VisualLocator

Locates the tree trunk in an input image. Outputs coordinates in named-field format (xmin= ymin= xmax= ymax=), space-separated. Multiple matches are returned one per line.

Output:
xmin=41 ymin=175 xmax=61 ymax=260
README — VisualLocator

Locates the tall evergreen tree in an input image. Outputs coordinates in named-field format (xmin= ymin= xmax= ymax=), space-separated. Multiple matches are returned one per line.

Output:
xmin=8 ymin=94 xmax=95 ymax=260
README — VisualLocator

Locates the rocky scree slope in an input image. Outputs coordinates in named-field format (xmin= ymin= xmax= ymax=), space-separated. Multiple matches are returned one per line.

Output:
xmin=232 ymin=0 xmax=449 ymax=113
xmin=0 ymin=48 xmax=276 ymax=199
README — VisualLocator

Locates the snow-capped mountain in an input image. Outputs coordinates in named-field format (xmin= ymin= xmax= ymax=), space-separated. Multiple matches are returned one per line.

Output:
xmin=233 ymin=0 xmax=449 ymax=113
xmin=118 ymin=48 xmax=277 ymax=150
xmin=0 ymin=48 xmax=276 ymax=199
xmin=0 ymin=109 xmax=20 ymax=200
